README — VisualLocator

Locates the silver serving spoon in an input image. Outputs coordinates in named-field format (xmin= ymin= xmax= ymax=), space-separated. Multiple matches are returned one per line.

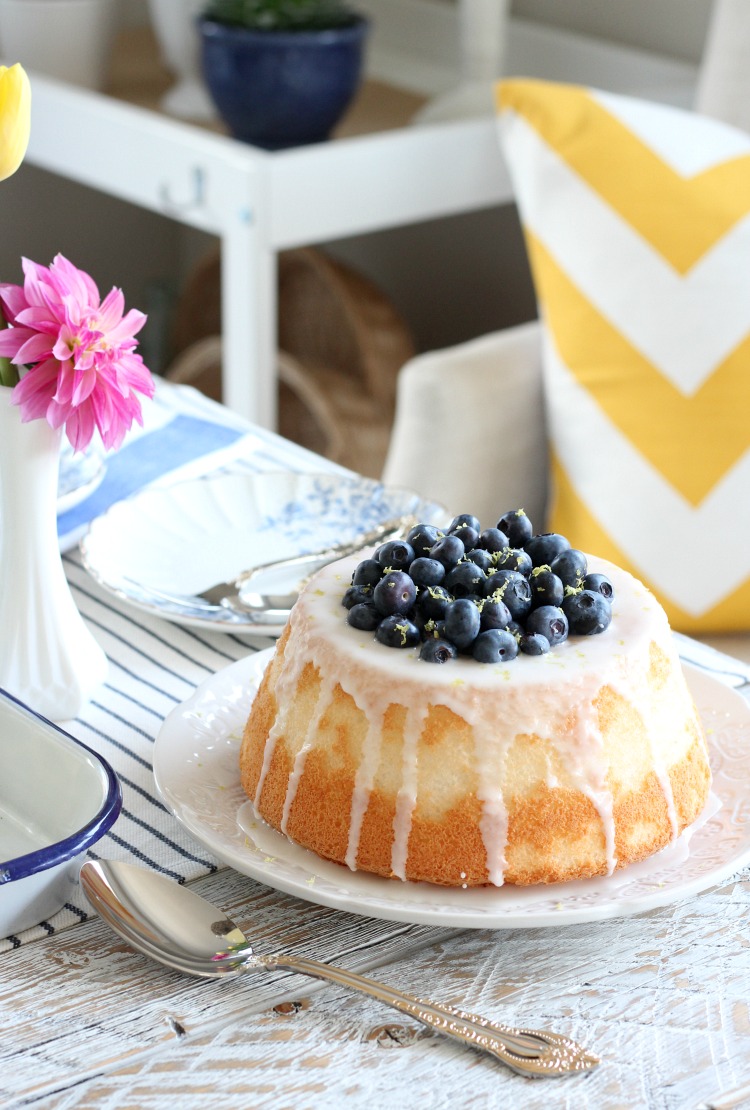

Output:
xmin=80 ymin=860 xmax=600 ymax=1080
xmin=204 ymin=516 xmax=416 ymax=609
xmin=120 ymin=516 xmax=419 ymax=624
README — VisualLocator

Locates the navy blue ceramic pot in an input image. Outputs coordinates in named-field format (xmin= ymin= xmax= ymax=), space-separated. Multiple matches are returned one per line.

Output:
xmin=198 ymin=15 xmax=369 ymax=149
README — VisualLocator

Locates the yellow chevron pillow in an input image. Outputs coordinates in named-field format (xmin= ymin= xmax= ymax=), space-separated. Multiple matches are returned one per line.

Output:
xmin=496 ymin=78 xmax=750 ymax=633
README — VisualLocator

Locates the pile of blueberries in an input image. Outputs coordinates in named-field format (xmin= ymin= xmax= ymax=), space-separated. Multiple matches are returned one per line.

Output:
xmin=341 ymin=509 xmax=614 ymax=664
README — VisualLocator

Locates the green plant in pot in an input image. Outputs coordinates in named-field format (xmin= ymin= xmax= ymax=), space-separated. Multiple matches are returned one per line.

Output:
xmin=198 ymin=0 xmax=369 ymax=149
xmin=204 ymin=0 xmax=357 ymax=30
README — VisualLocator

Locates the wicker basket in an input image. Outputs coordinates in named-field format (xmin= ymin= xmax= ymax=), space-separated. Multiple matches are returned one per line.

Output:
xmin=277 ymin=247 xmax=414 ymax=412
xmin=166 ymin=246 xmax=415 ymax=477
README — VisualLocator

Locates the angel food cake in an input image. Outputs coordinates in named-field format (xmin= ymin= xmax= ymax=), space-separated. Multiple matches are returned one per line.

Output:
xmin=240 ymin=510 xmax=711 ymax=887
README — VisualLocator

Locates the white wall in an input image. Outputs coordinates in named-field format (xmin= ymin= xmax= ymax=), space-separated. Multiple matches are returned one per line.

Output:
xmin=426 ymin=0 xmax=712 ymax=62
xmin=512 ymin=0 xmax=712 ymax=63
xmin=324 ymin=206 xmax=537 ymax=355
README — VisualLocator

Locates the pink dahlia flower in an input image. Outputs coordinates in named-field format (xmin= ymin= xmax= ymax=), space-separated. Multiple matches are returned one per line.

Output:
xmin=0 ymin=253 xmax=155 ymax=451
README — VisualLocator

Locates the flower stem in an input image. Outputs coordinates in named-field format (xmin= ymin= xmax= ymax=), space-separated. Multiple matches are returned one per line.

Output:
xmin=0 ymin=306 xmax=18 ymax=388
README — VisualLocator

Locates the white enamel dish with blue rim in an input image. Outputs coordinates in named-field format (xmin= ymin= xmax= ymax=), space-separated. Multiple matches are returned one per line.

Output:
xmin=0 ymin=690 xmax=122 ymax=938
xmin=80 ymin=470 xmax=448 ymax=635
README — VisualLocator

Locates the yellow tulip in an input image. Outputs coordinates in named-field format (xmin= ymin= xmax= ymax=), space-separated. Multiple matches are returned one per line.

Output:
xmin=0 ymin=63 xmax=31 ymax=182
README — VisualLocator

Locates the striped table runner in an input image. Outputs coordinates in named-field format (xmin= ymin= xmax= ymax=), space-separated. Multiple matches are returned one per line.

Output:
xmin=2 ymin=381 xmax=343 ymax=953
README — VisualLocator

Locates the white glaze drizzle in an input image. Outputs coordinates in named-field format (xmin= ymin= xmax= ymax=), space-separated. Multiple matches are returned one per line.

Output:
xmin=259 ymin=555 xmax=696 ymax=884
xmin=253 ymin=716 xmax=281 ymax=813
xmin=253 ymin=611 xmax=312 ymax=812
xmin=658 ymin=719 xmax=681 ymax=839
xmin=281 ymin=744 xmax=310 ymax=834
xmin=656 ymin=768 xmax=679 ymax=840
xmin=564 ymin=683 xmax=617 ymax=875
xmin=607 ymin=664 xmax=680 ymax=844
xmin=345 ymin=712 xmax=385 ymax=871
xmin=279 ymin=674 xmax=334 ymax=834
xmin=391 ymin=705 xmax=429 ymax=880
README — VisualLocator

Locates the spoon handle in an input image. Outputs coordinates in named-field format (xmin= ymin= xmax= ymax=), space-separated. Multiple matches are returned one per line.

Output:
xmin=251 ymin=953 xmax=599 ymax=1079
xmin=233 ymin=515 xmax=417 ymax=592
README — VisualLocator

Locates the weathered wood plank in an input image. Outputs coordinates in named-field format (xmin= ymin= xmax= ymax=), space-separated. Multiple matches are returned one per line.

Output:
xmin=22 ymin=872 xmax=750 ymax=1110
xmin=0 ymin=868 xmax=454 ymax=1104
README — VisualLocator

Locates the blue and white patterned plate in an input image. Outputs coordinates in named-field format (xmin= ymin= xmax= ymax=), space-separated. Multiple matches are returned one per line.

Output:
xmin=57 ymin=438 xmax=107 ymax=514
xmin=80 ymin=470 xmax=448 ymax=635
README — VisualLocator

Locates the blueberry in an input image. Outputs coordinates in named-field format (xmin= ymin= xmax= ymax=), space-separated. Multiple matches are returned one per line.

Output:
xmin=409 ymin=556 xmax=445 ymax=589
xmin=529 ymin=568 xmax=564 ymax=608
xmin=583 ymin=572 xmax=614 ymax=602
xmin=347 ymin=602 xmax=380 ymax=631
xmin=494 ymin=547 xmax=533 ymax=576
xmin=497 ymin=509 xmax=533 ymax=548
xmin=563 ymin=590 xmax=612 ymax=635
xmin=524 ymin=533 xmax=571 ymax=568
xmin=479 ymin=598 xmax=512 ymax=631
xmin=550 ymin=548 xmax=587 ymax=588
xmin=445 ymin=560 xmax=486 ymax=598
xmin=352 ymin=558 xmax=382 ymax=588
xmin=477 ymin=527 xmax=509 ymax=553
xmin=483 ymin=569 xmax=532 ymax=621
xmin=429 ymin=534 xmax=465 ymax=569
xmin=432 ymin=618 xmax=447 ymax=640
xmin=472 ymin=628 xmax=519 ymax=663
xmin=443 ymin=598 xmax=481 ymax=650
xmin=375 ymin=615 xmax=421 ymax=649
xmin=418 ymin=584 xmax=452 ymax=621
xmin=448 ymin=513 xmax=481 ymax=535
xmin=519 ymin=632 xmax=550 ymax=656
xmin=506 ymin=619 xmax=524 ymax=640
xmin=406 ymin=523 xmax=444 ymax=558
xmin=482 ymin=568 xmax=513 ymax=598
xmin=374 ymin=539 xmax=415 ymax=571
xmin=450 ymin=524 xmax=479 ymax=550
xmin=342 ymin=584 xmax=372 ymax=610
xmin=419 ymin=637 xmax=458 ymax=664
xmin=465 ymin=547 xmax=494 ymax=572
xmin=373 ymin=570 xmax=417 ymax=616
xmin=411 ymin=609 xmax=430 ymax=636
xmin=525 ymin=605 xmax=569 ymax=646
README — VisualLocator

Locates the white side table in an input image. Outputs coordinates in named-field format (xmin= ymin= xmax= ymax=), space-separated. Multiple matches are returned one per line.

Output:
xmin=21 ymin=16 xmax=698 ymax=428
xmin=24 ymin=64 xmax=508 ymax=427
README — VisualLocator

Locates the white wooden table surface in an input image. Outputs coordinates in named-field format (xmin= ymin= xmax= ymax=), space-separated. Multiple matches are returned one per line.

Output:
xmin=3 ymin=386 xmax=750 ymax=1110
xmin=5 ymin=849 xmax=750 ymax=1109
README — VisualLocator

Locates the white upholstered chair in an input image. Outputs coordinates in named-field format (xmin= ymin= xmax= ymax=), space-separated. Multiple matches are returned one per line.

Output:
xmin=381 ymin=320 xmax=546 ymax=529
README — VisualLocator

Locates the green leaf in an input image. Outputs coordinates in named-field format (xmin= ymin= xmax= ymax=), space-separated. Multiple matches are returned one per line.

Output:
xmin=202 ymin=0 xmax=356 ymax=31
xmin=0 ymin=308 xmax=18 ymax=388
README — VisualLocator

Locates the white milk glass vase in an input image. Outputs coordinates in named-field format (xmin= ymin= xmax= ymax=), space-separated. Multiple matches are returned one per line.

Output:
xmin=0 ymin=386 xmax=108 ymax=721
xmin=148 ymin=0 xmax=215 ymax=120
